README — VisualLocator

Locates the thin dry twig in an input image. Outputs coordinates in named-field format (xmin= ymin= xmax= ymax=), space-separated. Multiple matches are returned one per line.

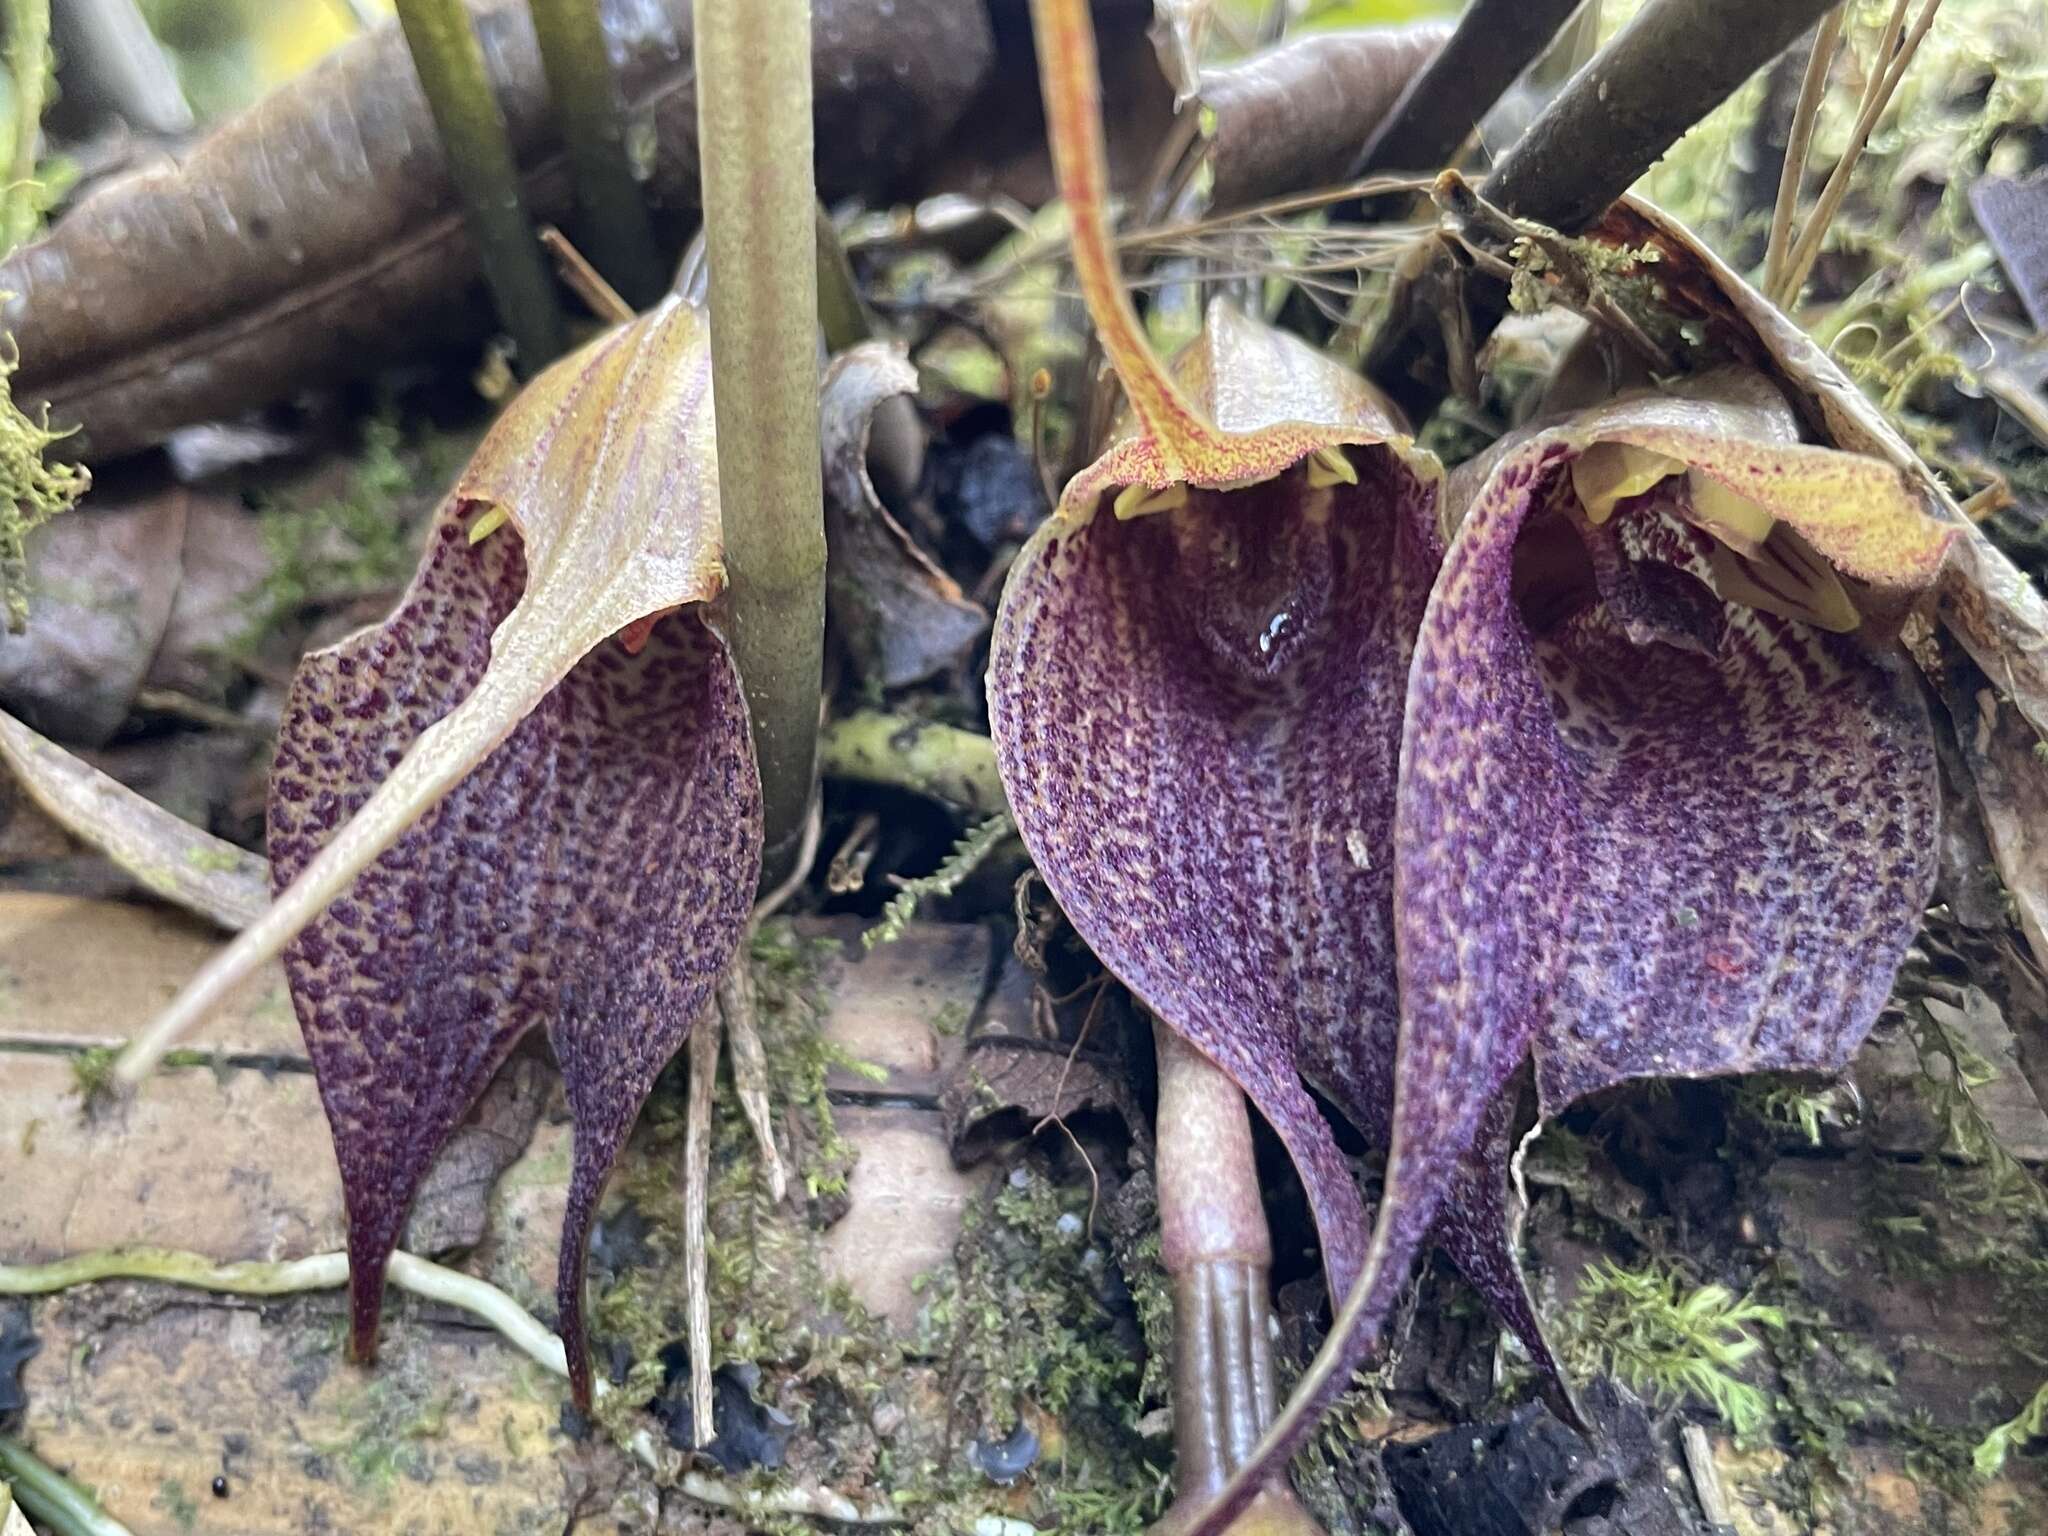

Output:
xmin=540 ymin=225 xmax=635 ymax=325
xmin=1030 ymin=983 xmax=1112 ymax=1239
xmin=1763 ymin=6 xmax=1845 ymax=298
xmin=683 ymin=999 xmax=723 ymax=1447
xmin=684 ymin=791 xmax=819 ymax=1431
xmin=719 ymin=958 xmax=789 ymax=1204
xmin=1773 ymin=0 xmax=1944 ymax=306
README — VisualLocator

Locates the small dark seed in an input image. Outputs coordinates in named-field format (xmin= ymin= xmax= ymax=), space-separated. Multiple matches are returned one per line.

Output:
xmin=212 ymin=1476 xmax=229 ymax=1498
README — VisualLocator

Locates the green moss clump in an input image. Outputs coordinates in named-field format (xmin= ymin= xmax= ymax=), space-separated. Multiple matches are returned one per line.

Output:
xmin=67 ymin=1045 xmax=118 ymax=1101
xmin=320 ymin=1369 xmax=453 ymax=1497
xmin=589 ymin=920 xmax=901 ymax=1453
xmin=1556 ymin=1258 xmax=1785 ymax=1437
xmin=0 ymin=337 xmax=88 ymax=632
xmin=903 ymin=1161 xmax=1162 ymax=1531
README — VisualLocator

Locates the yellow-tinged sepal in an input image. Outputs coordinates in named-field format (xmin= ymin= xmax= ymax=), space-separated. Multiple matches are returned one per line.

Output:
xmin=1570 ymin=443 xmax=1682 ymax=525
xmin=467 ymin=504 xmax=512 ymax=545
xmin=1115 ymin=482 xmax=1191 ymax=519
xmin=1308 ymin=447 xmax=1359 ymax=489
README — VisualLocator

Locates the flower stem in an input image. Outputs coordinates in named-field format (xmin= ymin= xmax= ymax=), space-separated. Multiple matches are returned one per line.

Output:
xmin=528 ymin=0 xmax=666 ymax=307
xmin=396 ymin=0 xmax=564 ymax=369
xmin=694 ymin=0 xmax=827 ymax=885
xmin=1151 ymin=1024 xmax=1323 ymax=1536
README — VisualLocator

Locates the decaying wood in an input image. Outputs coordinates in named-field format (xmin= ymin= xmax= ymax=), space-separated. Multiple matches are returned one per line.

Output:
xmin=1199 ymin=21 xmax=1450 ymax=210
xmin=2 ymin=0 xmax=995 ymax=460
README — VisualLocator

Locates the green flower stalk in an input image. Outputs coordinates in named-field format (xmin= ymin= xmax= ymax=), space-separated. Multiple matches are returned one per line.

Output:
xmin=694 ymin=0 xmax=828 ymax=883
xmin=396 ymin=0 xmax=565 ymax=369
xmin=529 ymin=0 xmax=666 ymax=307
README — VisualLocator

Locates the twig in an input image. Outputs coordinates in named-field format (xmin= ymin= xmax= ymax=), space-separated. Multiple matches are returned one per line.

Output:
xmin=708 ymin=796 xmax=817 ymax=1225
xmin=0 ymin=1435 xmax=136 ymax=1536
xmin=1771 ymin=0 xmax=1944 ymax=306
xmin=1681 ymin=1423 xmax=1737 ymax=1531
xmin=683 ymin=1001 xmax=722 ymax=1447
xmin=1763 ymin=7 xmax=1844 ymax=299
xmin=826 ymin=811 xmax=883 ymax=894
xmin=394 ymin=0 xmax=564 ymax=369
xmin=540 ymin=226 xmax=634 ymax=325
xmin=694 ymin=0 xmax=827 ymax=888
xmin=528 ymin=0 xmax=666 ymax=307
xmin=0 ymin=709 xmax=268 ymax=932
xmin=719 ymin=956 xmax=789 ymax=1203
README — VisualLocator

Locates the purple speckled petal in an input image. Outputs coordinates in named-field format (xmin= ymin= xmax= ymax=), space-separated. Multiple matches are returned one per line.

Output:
xmin=270 ymin=512 xmax=759 ymax=1410
xmin=266 ymin=298 xmax=761 ymax=1410
xmin=988 ymin=444 xmax=1442 ymax=1303
xmin=1184 ymin=425 xmax=1942 ymax=1536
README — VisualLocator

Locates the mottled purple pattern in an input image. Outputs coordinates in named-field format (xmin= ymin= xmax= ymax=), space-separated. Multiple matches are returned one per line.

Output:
xmin=268 ymin=508 xmax=759 ymax=1408
xmin=1183 ymin=438 xmax=1939 ymax=1536
xmin=988 ymin=452 xmax=1441 ymax=1300
xmin=1391 ymin=443 xmax=1933 ymax=1328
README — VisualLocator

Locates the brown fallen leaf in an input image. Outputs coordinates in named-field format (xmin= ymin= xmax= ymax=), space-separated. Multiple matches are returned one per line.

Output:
xmin=0 ymin=485 xmax=273 ymax=746
xmin=822 ymin=343 xmax=988 ymax=689
xmin=0 ymin=490 xmax=186 ymax=745
xmin=4 ymin=0 xmax=997 ymax=460
xmin=0 ymin=708 xmax=268 ymax=930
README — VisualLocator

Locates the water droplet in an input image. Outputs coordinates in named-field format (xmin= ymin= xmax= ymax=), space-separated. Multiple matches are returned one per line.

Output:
xmin=1258 ymin=608 xmax=1294 ymax=655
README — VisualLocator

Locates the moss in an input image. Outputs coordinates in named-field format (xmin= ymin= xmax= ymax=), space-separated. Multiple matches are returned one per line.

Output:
xmin=900 ymin=1160 xmax=1159 ymax=1531
xmin=1729 ymin=1075 xmax=1857 ymax=1147
xmin=1976 ymin=1381 xmax=2048 ymax=1479
xmin=68 ymin=1045 xmax=118 ymax=1101
xmin=1120 ymin=1228 xmax=1173 ymax=1409
xmin=0 ymin=336 xmax=88 ymax=632
xmin=151 ymin=1477 xmax=198 ymax=1531
xmin=1554 ymin=1257 xmax=1785 ymax=1437
xmin=239 ymin=406 xmax=469 ymax=649
xmin=589 ymin=919 xmax=903 ymax=1460
xmin=184 ymin=844 xmax=250 ymax=875
xmin=865 ymin=814 xmax=1016 ymax=951
xmin=319 ymin=1370 xmax=454 ymax=1497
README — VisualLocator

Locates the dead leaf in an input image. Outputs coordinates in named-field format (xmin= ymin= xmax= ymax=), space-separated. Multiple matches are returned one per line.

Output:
xmin=1200 ymin=22 xmax=1452 ymax=210
xmin=0 ymin=708 xmax=267 ymax=930
xmin=4 ymin=0 xmax=997 ymax=460
xmin=0 ymin=490 xmax=185 ymax=745
xmin=822 ymin=343 xmax=989 ymax=689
